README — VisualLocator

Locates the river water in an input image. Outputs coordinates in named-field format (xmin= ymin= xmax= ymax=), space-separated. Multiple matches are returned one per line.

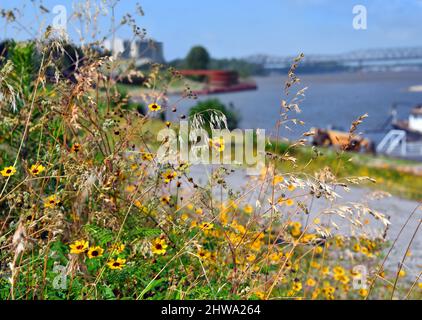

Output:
xmin=169 ymin=71 xmax=422 ymax=143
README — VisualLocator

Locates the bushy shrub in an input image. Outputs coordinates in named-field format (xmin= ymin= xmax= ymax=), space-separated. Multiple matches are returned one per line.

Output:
xmin=189 ymin=99 xmax=240 ymax=132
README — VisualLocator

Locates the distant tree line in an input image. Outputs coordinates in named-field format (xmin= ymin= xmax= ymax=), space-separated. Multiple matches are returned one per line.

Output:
xmin=170 ymin=45 xmax=265 ymax=78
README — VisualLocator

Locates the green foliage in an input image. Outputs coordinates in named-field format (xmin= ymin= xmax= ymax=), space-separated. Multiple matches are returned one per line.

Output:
xmin=209 ymin=58 xmax=265 ymax=78
xmin=169 ymin=47 xmax=264 ymax=77
xmin=84 ymin=224 xmax=115 ymax=245
xmin=185 ymin=46 xmax=210 ymax=70
xmin=127 ymin=227 xmax=162 ymax=240
xmin=0 ymin=41 xmax=44 ymax=167
xmin=189 ymin=98 xmax=240 ymax=131
xmin=3 ymin=41 xmax=38 ymax=101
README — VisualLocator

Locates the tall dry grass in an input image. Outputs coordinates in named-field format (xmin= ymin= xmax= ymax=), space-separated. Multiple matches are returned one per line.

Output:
xmin=0 ymin=1 xmax=420 ymax=300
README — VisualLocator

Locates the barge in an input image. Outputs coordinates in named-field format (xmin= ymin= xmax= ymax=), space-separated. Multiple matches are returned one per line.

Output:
xmin=179 ymin=69 xmax=257 ymax=95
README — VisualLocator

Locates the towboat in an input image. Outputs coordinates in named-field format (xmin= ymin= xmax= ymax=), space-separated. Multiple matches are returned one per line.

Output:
xmin=392 ymin=105 xmax=422 ymax=141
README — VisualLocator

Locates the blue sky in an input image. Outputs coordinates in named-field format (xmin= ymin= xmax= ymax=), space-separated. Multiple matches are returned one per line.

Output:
xmin=1 ymin=0 xmax=422 ymax=60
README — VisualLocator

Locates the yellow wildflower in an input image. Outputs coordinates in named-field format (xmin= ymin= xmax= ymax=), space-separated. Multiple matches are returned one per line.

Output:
xmin=209 ymin=137 xmax=225 ymax=152
xmin=151 ymin=238 xmax=168 ymax=255
xmin=160 ymin=195 xmax=170 ymax=205
xmin=71 ymin=143 xmax=81 ymax=153
xmin=272 ymin=175 xmax=284 ymax=185
xmin=148 ymin=103 xmax=161 ymax=112
xmin=110 ymin=243 xmax=125 ymax=254
xmin=333 ymin=266 xmax=345 ymax=276
xmin=358 ymin=288 xmax=368 ymax=298
xmin=269 ymin=252 xmax=281 ymax=263
xmin=29 ymin=164 xmax=45 ymax=176
xmin=231 ymin=220 xmax=246 ymax=234
xmin=244 ymin=204 xmax=253 ymax=214
xmin=142 ymin=152 xmax=154 ymax=161
xmin=285 ymin=198 xmax=295 ymax=207
xmin=1 ymin=166 xmax=16 ymax=177
xmin=162 ymin=170 xmax=177 ymax=183
xmin=321 ymin=266 xmax=330 ymax=276
xmin=353 ymin=243 xmax=361 ymax=252
xmin=287 ymin=184 xmax=296 ymax=192
xmin=197 ymin=249 xmax=211 ymax=260
xmin=125 ymin=185 xmax=136 ymax=193
xmin=107 ymin=257 xmax=126 ymax=270
xmin=361 ymin=246 xmax=369 ymax=255
xmin=87 ymin=246 xmax=104 ymax=259
xmin=291 ymin=227 xmax=301 ymax=237
xmin=249 ymin=239 xmax=263 ymax=251
xmin=199 ymin=222 xmax=214 ymax=231
xmin=315 ymin=246 xmax=323 ymax=254
xmin=246 ymin=253 xmax=256 ymax=263
xmin=44 ymin=195 xmax=60 ymax=209
xmin=311 ymin=288 xmax=320 ymax=299
xmin=69 ymin=240 xmax=89 ymax=254
xmin=254 ymin=291 xmax=265 ymax=300
xmin=306 ymin=278 xmax=316 ymax=287
xmin=322 ymin=285 xmax=335 ymax=295
xmin=292 ymin=281 xmax=302 ymax=292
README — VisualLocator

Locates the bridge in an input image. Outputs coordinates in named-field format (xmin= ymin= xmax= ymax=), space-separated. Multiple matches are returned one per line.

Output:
xmin=245 ymin=47 xmax=422 ymax=70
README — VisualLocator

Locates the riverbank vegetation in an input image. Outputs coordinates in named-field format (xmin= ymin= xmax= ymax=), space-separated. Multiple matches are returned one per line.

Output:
xmin=268 ymin=142 xmax=422 ymax=201
xmin=0 ymin=1 xmax=420 ymax=301
xmin=169 ymin=45 xmax=264 ymax=78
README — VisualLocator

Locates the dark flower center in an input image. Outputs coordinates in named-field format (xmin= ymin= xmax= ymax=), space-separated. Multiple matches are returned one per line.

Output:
xmin=113 ymin=262 xmax=120 ymax=267
xmin=91 ymin=251 xmax=98 ymax=256
xmin=155 ymin=244 xmax=162 ymax=250
xmin=6 ymin=169 xmax=11 ymax=174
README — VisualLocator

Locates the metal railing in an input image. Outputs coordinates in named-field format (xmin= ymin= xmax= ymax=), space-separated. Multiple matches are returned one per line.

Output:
xmin=377 ymin=130 xmax=422 ymax=157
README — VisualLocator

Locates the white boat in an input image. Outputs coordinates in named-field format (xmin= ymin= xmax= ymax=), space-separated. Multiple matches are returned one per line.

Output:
xmin=392 ymin=105 xmax=422 ymax=141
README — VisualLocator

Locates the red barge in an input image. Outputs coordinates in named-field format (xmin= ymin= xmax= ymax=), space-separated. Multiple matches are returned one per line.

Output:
xmin=179 ymin=70 xmax=257 ymax=95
